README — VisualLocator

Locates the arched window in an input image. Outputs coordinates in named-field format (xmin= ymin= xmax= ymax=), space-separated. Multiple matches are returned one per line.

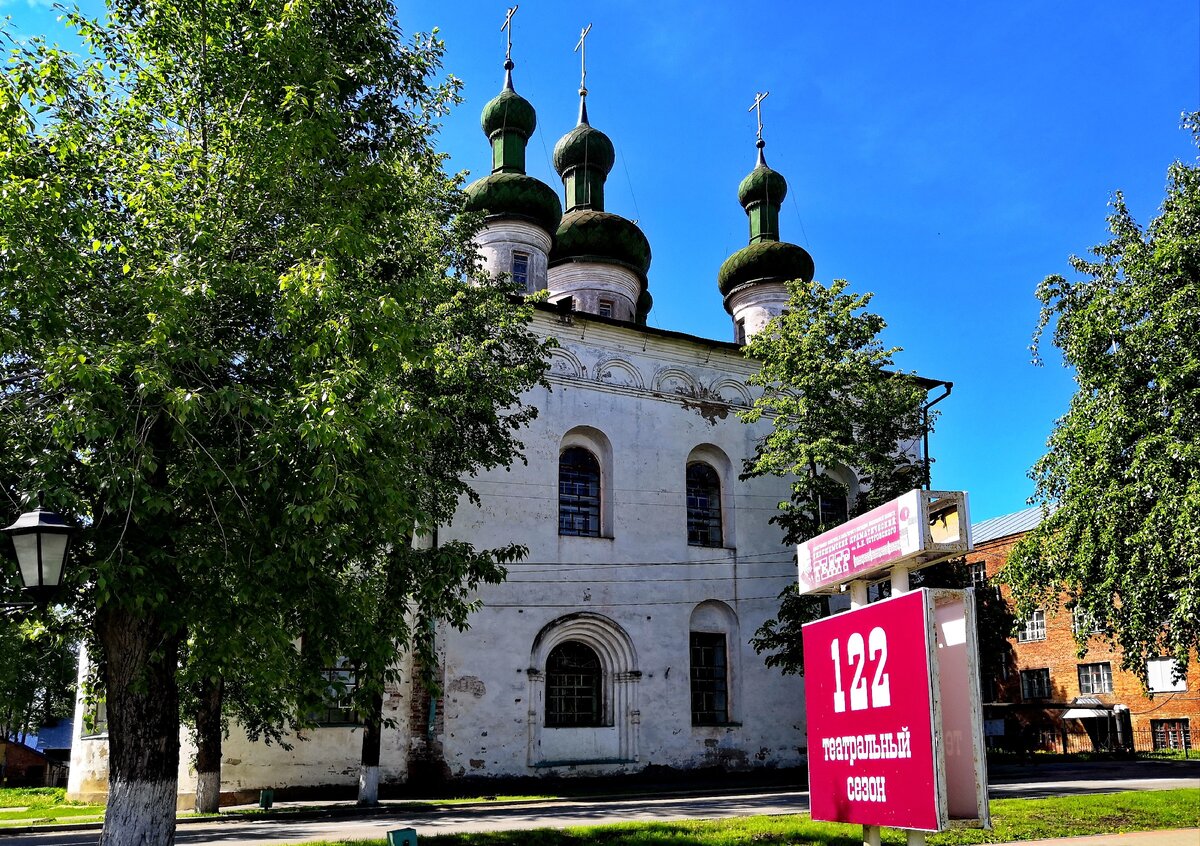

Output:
xmin=818 ymin=489 xmax=848 ymax=529
xmin=690 ymin=632 xmax=729 ymax=725
xmin=546 ymin=641 xmax=602 ymax=727
xmin=686 ymin=462 xmax=722 ymax=547
xmin=559 ymin=447 xmax=601 ymax=537
xmin=689 ymin=600 xmax=739 ymax=727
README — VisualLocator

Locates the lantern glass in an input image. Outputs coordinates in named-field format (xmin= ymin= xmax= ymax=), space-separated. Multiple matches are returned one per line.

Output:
xmin=11 ymin=530 xmax=69 ymax=591
xmin=4 ymin=502 xmax=72 ymax=600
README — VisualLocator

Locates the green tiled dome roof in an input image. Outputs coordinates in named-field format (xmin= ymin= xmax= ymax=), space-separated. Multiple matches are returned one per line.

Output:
xmin=717 ymin=239 xmax=814 ymax=296
xmin=481 ymin=87 xmax=537 ymax=139
xmin=464 ymin=172 xmax=563 ymax=234
xmin=551 ymin=210 xmax=651 ymax=275
xmin=553 ymin=123 xmax=616 ymax=176
xmin=738 ymin=163 xmax=788 ymax=208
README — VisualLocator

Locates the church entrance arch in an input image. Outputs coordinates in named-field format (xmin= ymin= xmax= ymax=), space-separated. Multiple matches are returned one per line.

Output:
xmin=527 ymin=613 xmax=640 ymax=767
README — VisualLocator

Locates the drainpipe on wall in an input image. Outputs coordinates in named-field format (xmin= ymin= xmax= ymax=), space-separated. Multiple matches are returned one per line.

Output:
xmin=922 ymin=381 xmax=953 ymax=489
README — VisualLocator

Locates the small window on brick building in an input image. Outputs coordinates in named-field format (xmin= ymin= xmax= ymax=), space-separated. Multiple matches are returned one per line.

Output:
xmin=1016 ymin=610 xmax=1046 ymax=643
xmin=735 ymin=319 xmax=746 ymax=345
xmin=1151 ymin=718 xmax=1190 ymax=751
xmin=1020 ymin=668 xmax=1051 ymax=699
xmin=1077 ymin=661 xmax=1113 ymax=695
xmin=511 ymin=252 xmax=530 ymax=289
xmin=1072 ymin=608 xmax=1105 ymax=637
xmin=597 ymin=299 xmax=614 ymax=318
xmin=968 ymin=561 xmax=987 ymax=589
xmin=1147 ymin=658 xmax=1187 ymax=693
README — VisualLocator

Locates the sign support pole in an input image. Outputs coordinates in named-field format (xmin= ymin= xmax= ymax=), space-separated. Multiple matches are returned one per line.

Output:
xmin=847 ymin=580 xmax=880 ymax=846
xmin=886 ymin=566 xmax=928 ymax=846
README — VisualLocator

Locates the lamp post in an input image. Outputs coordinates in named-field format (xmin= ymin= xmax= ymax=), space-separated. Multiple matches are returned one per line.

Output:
xmin=2 ymin=492 xmax=73 ymax=608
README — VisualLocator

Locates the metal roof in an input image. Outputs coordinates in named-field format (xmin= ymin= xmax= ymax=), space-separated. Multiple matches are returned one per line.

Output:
xmin=971 ymin=505 xmax=1049 ymax=545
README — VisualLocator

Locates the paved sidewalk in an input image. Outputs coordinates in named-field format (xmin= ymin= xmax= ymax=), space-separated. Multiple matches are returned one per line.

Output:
xmin=1006 ymin=830 xmax=1199 ymax=846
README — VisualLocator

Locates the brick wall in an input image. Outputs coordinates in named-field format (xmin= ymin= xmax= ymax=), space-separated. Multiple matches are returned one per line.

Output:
xmin=971 ymin=531 xmax=1199 ymax=748
xmin=0 ymin=739 xmax=55 ymax=786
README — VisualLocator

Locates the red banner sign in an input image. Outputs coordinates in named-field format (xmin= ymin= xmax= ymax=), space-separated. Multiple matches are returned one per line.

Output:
xmin=798 ymin=491 xmax=924 ymax=593
xmin=802 ymin=590 xmax=941 ymax=831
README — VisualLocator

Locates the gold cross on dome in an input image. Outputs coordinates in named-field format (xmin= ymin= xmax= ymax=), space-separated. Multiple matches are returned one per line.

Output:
xmin=575 ymin=23 xmax=593 ymax=95
xmin=749 ymin=90 xmax=770 ymax=141
xmin=502 ymin=6 xmax=518 ymax=62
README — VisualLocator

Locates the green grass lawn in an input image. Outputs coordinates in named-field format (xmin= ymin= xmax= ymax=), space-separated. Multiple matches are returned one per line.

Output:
xmin=0 ymin=787 xmax=106 ymax=827
xmin=315 ymin=788 xmax=1200 ymax=846
xmin=0 ymin=787 xmax=556 ymax=827
xmin=2 ymin=784 xmax=1196 ymax=841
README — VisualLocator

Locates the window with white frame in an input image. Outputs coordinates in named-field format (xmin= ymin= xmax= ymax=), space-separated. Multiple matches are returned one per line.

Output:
xmin=1020 ymin=668 xmax=1051 ymax=699
xmin=968 ymin=561 xmax=987 ymax=589
xmin=1071 ymin=607 xmax=1104 ymax=637
xmin=1147 ymin=657 xmax=1187 ymax=693
xmin=1016 ymin=609 xmax=1046 ymax=642
xmin=597 ymin=298 xmax=614 ymax=318
xmin=1077 ymin=662 xmax=1113 ymax=695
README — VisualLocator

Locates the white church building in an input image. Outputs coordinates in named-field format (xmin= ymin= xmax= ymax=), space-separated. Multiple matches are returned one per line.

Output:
xmin=68 ymin=50 xmax=943 ymax=804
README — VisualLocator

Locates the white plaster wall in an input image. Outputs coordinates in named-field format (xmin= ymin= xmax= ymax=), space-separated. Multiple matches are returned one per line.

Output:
xmin=174 ymin=673 xmax=412 ymax=804
xmin=548 ymin=262 xmax=640 ymax=321
xmin=475 ymin=220 xmax=552 ymax=293
xmin=437 ymin=310 xmax=809 ymax=778
xmin=726 ymin=281 xmax=790 ymax=342
xmin=69 ymin=652 xmax=414 ymax=805
xmin=66 ymin=646 xmax=110 ymax=804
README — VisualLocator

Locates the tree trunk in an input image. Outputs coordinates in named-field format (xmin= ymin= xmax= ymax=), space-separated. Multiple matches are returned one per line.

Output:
xmin=357 ymin=683 xmax=383 ymax=806
xmin=193 ymin=675 xmax=223 ymax=813
xmin=97 ymin=606 xmax=181 ymax=846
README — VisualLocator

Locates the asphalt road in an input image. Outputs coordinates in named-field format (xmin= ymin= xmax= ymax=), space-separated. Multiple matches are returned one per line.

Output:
xmin=8 ymin=761 xmax=1199 ymax=846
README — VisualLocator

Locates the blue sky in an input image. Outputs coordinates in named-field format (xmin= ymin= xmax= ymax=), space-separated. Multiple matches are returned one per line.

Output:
xmin=5 ymin=1 xmax=1197 ymax=522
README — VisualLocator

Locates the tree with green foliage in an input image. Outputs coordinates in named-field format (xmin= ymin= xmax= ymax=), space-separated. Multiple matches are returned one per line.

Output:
xmin=741 ymin=278 xmax=931 ymax=673
xmin=0 ymin=611 xmax=78 ymax=746
xmin=1005 ymin=114 xmax=1200 ymax=685
xmin=0 ymin=0 xmax=548 ymax=841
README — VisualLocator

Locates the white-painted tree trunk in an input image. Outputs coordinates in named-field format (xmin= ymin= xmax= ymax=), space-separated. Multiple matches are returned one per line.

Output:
xmin=194 ymin=771 xmax=220 ymax=814
xmin=99 ymin=778 xmax=177 ymax=846
xmin=358 ymin=764 xmax=380 ymax=806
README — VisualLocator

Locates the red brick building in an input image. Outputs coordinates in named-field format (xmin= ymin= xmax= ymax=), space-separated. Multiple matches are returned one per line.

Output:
xmin=971 ymin=506 xmax=1198 ymax=754
xmin=0 ymin=739 xmax=60 ymax=787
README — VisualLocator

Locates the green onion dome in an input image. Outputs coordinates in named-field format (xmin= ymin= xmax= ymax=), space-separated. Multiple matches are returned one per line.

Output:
xmin=553 ymin=121 xmax=616 ymax=176
xmin=636 ymin=288 xmax=653 ymax=325
xmin=737 ymin=160 xmax=788 ymax=209
xmin=481 ymin=86 xmax=537 ymax=140
xmin=550 ymin=209 xmax=652 ymax=277
xmin=717 ymin=239 xmax=814 ymax=296
xmin=463 ymin=172 xmax=563 ymax=234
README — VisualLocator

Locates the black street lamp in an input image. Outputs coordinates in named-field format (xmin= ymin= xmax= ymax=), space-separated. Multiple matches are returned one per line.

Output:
xmin=2 ymin=493 xmax=73 ymax=606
